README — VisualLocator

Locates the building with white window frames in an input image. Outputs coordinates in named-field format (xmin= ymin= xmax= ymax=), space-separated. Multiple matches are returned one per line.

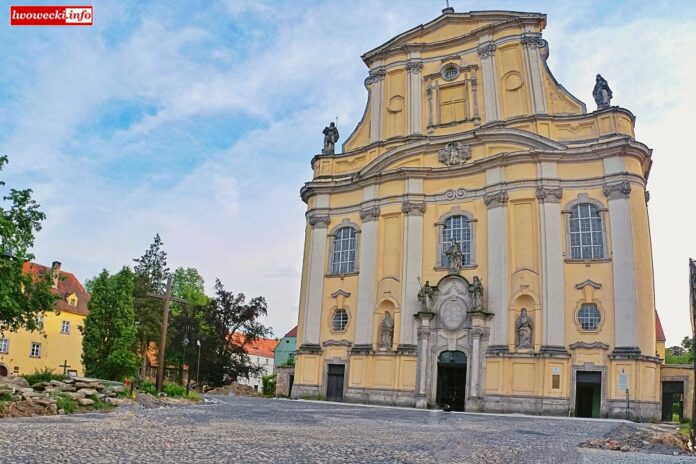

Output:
xmin=293 ymin=8 xmax=662 ymax=420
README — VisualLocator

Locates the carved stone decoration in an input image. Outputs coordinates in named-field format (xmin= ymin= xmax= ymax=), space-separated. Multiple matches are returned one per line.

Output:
xmin=592 ymin=74 xmax=613 ymax=109
xmin=439 ymin=297 xmax=466 ymax=331
xmin=603 ymin=181 xmax=631 ymax=200
xmin=521 ymin=34 xmax=545 ymax=49
xmin=515 ymin=308 xmax=534 ymax=349
xmin=432 ymin=276 xmax=473 ymax=332
xmin=417 ymin=280 xmax=435 ymax=312
xmin=444 ymin=188 xmax=467 ymax=201
xmin=359 ymin=206 xmax=381 ymax=222
xmin=307 ymin=214 xmax=330 ymax=228
xmin=468 ymin=276 xmax=484 ymax=311
xmin=644 ymin=190 xmax=650 ymax=204
xmin=569 ymin=341 xmax=610 ymax=351
xmin=365 ymin=68 xmax=386 ymax=85
xmin=322 ymin=122 xmax=339 ymax=155
xmin=484 ymin=190 xmax=509 ymax=208
xmin=477 ymin=42 xmax=497 ymax=59
xmin=445 ymin=241 xmax=464 ymax=274
xmin=379 ymin=311 xmax=395 ymax=349
xmin=406 ymin=61 xmax=423 ymax=74
xmin=401 ymin=201 xmax=426 ymax=216
xmin=536 ymin=186 xmax=563 ymax=203
xmin=438 ymin=142 xmax=471 ymax=166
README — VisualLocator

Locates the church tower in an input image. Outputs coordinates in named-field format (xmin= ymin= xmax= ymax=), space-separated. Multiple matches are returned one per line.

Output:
xmin=292 ymin=8 xmax=659 ymax=420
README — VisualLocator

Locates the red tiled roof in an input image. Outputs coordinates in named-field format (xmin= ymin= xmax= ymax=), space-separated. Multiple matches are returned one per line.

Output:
xmin=284 ymin=326 xmax=297 ymax=338
xmin=23 ymin=262 xmax=90 ymax=316
xmin=655 ymin=310 xmax=666 ymax=342
xmin=229 ymin=333 xmax=278 ymax=358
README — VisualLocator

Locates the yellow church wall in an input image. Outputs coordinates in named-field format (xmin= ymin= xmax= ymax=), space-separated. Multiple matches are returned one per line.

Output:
xmin=379 ymin=180 xmax=405 ymax=198
xmin=504 ymin=163 xmax=537 ymax=182
xmin=377 ymin=213 xmax=403 ymax=280
xmin=329 ymin=191 xmax=362 ymax=209
xmin=628 ymin=185 xmax=657 ymax=355
xmin=496 ymin=44 xmax=531 ymax=119
xmin=540 ymin=66 xmax=584 ymax=115
xmin=557 ymin=161 xmax=605 ymax=180
xmin=0 ymin=311 xmax=86 ymax=377
xmin=660 ymin=365 xmax=695 ymax=420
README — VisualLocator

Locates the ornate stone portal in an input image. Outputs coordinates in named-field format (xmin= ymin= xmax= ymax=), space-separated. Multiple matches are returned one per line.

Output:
xmin=414 ymin=275 xmax=492 ymax=409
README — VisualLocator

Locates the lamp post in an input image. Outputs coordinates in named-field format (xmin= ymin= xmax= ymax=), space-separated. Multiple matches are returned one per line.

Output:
xmin=688 ymin=258 xmax=696 ymax=445
xmin=196 ymin=339 xmax=202 ymax=392
xmin=181 ymin=334 xmax=189 ymax=388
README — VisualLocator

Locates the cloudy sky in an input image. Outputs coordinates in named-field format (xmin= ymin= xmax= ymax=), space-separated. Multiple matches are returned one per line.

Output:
xmin=1 ymin=1 xmax=695 ymax=345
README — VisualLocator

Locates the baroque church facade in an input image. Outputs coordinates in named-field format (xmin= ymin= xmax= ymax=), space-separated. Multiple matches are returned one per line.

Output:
xmin=292 ymin=8 xmax=660 ymax=420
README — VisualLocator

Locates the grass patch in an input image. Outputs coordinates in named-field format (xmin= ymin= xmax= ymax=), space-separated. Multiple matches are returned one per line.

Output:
xmin=139 ymin=380 xmax=157 ymax=396
xmin=162 ymin=382 xmax=187 ymax=397
xmin=299 ymin=394 xmax=326 ymax=401
xmin=678 ymin=421 xmax=691 ymax=437
xmin=88 ymin=395 xmax=113 ymax=410
xmin=0 ymin=392 xmax=13 ymax=402
xmin=56 ymin=394 xmax=77 ymax=414
xmin=187 ymin=391 xmax=202 ymax=401
xmin=23 ymin=367 xmax=68 ymax=385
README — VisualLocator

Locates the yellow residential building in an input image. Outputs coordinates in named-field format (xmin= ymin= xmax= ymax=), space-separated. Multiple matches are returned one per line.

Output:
xmin=0 ymin=261 xmax=89 ymax=378
xmin=293 ymin=8 xmax=662 ymax=420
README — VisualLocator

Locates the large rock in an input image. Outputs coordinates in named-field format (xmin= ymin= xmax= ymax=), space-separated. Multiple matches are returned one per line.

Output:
xmin=77 ymin=398 xmax=94 ymax=406
xmin=50 ymin=380 xmax=68 ymax=388
xmin=0 ymin=376 xmax=30 ymax=389
xmin=60 ymin=391 xmax=84 ymax=400
xmin=77 ymin=388 xmax=98 ymax=396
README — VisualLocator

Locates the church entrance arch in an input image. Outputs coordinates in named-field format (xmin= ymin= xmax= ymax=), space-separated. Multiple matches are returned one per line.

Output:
xmin=436 ymin=350 xmax=467 ymax=411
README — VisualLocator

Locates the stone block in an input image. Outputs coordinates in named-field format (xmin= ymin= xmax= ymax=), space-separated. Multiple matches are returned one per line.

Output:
xmin=77 ymin=388 xmax=98 ymax=396
xmin=61 ymin=392 xmax=85 ymax=400
xmin=77 ymin=398 xmax=94 ymax=406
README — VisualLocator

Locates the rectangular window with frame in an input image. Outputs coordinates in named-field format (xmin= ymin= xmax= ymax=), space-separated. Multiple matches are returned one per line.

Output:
xmin=30 ymin=342 xmax=41 ymax=358
xmin=0 ymin=338 xmax=8 ymax=354
xmin=439 ymin=84 xmax=467 ymax=124
xmin=61 ymin=320 xmax=71 ymax=334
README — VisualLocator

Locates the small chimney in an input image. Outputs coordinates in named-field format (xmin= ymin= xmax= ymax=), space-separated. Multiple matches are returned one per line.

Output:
xmin=51 ymin=261 xmax=61 ymax=289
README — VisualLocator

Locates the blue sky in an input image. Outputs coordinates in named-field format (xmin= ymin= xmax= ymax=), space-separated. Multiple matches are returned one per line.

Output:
xmin=1 ymin=1 xmax=695 ymax=344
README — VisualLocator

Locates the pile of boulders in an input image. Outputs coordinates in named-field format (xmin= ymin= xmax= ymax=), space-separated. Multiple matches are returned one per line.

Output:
xmin=581 ymin=423 xmax=694 ymax=456
xmin=207 ymin=382 xmax=256 ymax=397
xmin=0 ymin=375 xmax=126 ymax=418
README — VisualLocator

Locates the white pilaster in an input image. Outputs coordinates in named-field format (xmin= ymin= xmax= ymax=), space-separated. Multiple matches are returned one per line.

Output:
xmin=470 ymin=331 xmax=481 ymax=397
xmin=406 ymin=61 xmax=423 ymax=135
xmin=477 ymin=42 xmax=499 ymax=123
xmin=355 ymin=196 xmax=380 ymax=347
xmin=485 ymin=189 xmax=509 ymax=348
xmin=604 ymin=182 xmax=639 ymax=350
xmin=400 ymin=197 xmax=425 ymax=348
xmin=537 ymin=186 xmax=565 ymax=348
xmin=368 ymin=67 xmax=386 ymax=143
xmin=521 ymin=35 xmax=547 ymax=114
xmin=302 ymin=214 xmax=330 ymax=346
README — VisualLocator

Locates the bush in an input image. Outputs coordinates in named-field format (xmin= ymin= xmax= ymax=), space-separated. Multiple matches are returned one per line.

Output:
xmin=665 ymin=352 xmax=693 ymax=365
xmin=0 ymin=392 xmax=13 ymax=402
xmin=23 ymin=367 xmax=68 ymax=385
xmin=262 ymin=374 xmax=276 ymax=396
xmin=56 ymin=394 xmax=77 ymax=413
xmin=163 ymin=382 xmax=187 ymax=397
xmin=187 ymin=391 xmax=202 ymax=401
xmin=139 ymin=380 xmax=157 ymax=396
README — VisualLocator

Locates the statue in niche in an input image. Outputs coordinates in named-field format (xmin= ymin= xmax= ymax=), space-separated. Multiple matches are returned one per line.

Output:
xmin=380 ymin=311 xmax=394 ymax=349
xmin=445 ymin=240 xmax=463 ymax=274
xmin=515 ymin=308 xmax=534 ymax=349
xmin=469 ymin=276 xmax=483 ymax=311
xmin=417 ymin=279 xmax=435 ymax=312
xmin=592 ymin=74 xmax=613 ymax=109
xmin=322 ymin=122 xmax=340 ymax=154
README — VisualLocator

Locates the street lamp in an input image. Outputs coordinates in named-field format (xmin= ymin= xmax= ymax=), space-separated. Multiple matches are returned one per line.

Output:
xmin=181 ymin=335 xmax=189 ymax=388
xmin=196 ymin=339 xmax=201 ymax=393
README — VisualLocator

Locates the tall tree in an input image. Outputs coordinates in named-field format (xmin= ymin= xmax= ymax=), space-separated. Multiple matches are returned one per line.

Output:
xmin=132 ymin=234 xmax=171 ymax=362
xmin=197 ymin=280 xmax=272 ymax=388
xmin=82 ymin=268 xmax=138 ymax=380
xmin=0 ymin=155 xmax=55 ymax=332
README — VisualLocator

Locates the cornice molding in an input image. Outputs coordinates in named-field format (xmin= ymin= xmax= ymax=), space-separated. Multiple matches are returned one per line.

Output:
xmin=575 ymin=279 xmax=602 ymax=290
xmin=569 ymin=341 xmax=609 ymax=350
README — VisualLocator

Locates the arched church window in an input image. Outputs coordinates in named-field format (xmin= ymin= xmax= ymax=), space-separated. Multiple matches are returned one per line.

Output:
xmin=577 ymin=303 xmax=601 ymax=331
xmin=332 ymin=309 xmax=348 ymax=332
xmin=331 ymin=227 xmax=357 ymax=274
xmin=441 ymin=215 xmax=471 ymax=266
xmin=568 ymin=203 xmax=604 ymax=260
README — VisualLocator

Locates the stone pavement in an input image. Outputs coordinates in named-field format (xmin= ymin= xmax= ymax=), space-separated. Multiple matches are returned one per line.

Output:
xmin=0 ymin=395 xmax=692 ymax=463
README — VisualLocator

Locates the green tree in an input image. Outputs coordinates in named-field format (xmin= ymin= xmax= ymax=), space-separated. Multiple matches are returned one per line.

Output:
xmin=197 ymin=280 xmax=272 ymax=388
xmin=0 ymin=155 xmax=56 ymax=332
xmin=82 ymin=268 xmax=138 ymax=380
xmin=132 ymin=234 xmax=171 ymax=365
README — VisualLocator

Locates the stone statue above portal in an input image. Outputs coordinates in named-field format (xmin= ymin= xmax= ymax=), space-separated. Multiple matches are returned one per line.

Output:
xmin=445 ymin=240 xmax=464 ymax=274
xmin=380 ymin=311 xmax=394 ymax=349
xmin=417 ymin=279 xmax=435 ymax=312
xmin=322 ymin=122 xmax=340 ymax=154
xmin=592 ymin=74 xmax=612 ymax=109
xmin=515 ymin=308 xmax=533 ymax=349
xmin=469 ymin=276 xmax=483 ymax=311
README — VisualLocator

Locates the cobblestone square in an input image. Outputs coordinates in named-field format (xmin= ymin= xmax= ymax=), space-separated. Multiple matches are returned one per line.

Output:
xmin=0 ymin=396 xmax=692 ymax=463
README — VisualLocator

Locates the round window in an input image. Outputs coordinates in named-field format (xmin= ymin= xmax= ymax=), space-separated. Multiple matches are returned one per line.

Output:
xmin=577 ymin=303 xmax=601 ymax=331
xmin=442 ymin=66 xmax=459 ymax=81
xmin=332 ymin=309 xmax=348 ymax=331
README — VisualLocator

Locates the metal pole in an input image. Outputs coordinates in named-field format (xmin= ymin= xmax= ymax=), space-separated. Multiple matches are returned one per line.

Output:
xmin=156 ymin=276 xmax=173 ymax=393
xmin=625 ymin=388 xmax=630 ymax=421
xmin=689 ymin=259 xmax=696 ymax=443
xmin=196 ymin=339 xmax=201 ymax=392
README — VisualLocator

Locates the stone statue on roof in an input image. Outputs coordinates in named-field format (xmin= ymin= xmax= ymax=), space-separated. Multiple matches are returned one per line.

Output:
xmin=322 ymin=122 xmax=339 ymax=155
xmin=592 ymin=74 xmax=612 ymax=109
